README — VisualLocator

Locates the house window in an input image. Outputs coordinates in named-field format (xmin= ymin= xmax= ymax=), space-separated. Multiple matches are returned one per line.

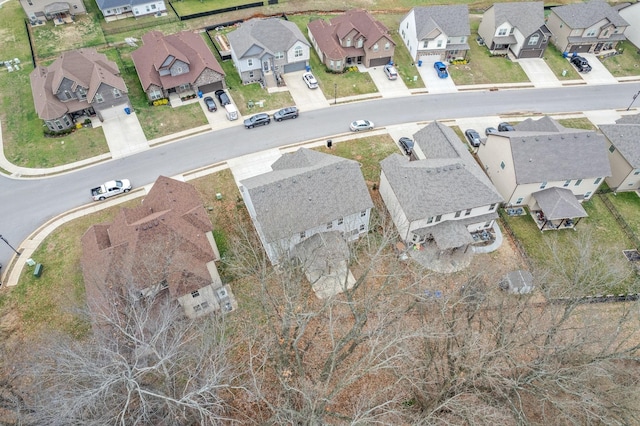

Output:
xmin=359 ymin=224 xmax=365 ymax=232
xmin=586 ymin=29 xmax=596 ymax=37
xmin=575 ymin=179 xmax=582 ymax=186
xmin=275 ymin=51 xmax=284 ymax=59
xmin=78 ymin=87 xmax=87 ymax=99
xmin=509 ymin=27 xmax=515 ymax=35
xmin=435 ymin=215 xmax=442 ymax=222
xmin=489 ymin=203 xmax=497 ymax=211
xmin=55 ymin=120 xmax=63 ymax=129
xmin=95 ymin=93 xmax=104 ymax=103
xmin=247 ymin=58 xmax=254 ymax=67
xmin=516 ymin=198 xmax=523 ymax=204
xmin=455 ymin=210 xmax=461 ymax=218
xmin=113 ymin=88 xmax=121 ymax=98
xmin=465 ymin=209 xmax=471 ymax=216
xmin=361 ymin=210 xmax=366 ymax=217
xmin=346 ymin=38 xmax=351 ymax=47
xmin=609 ymin=145 xmax=616 ymax=153
xmin=294 ymin=46 xmax=303 ymax=58
xmin=498 ymin=28 xmax=507 ymax=36
xmin=401 ymin=29 xmax=405 ymax=38
xmin=500 ymin=161 xmax=505 ymax=170
xmin=248 ymin=71 xmax=254 ymax=78
xmin=528 ymin=34 xmax=539 ymax=46
xmin=484 ymin=221 xmax=492 ymax=228
xmin=584 ymin=191 xmax=592 ymax=198
xmin=406 ymin=22 xmax=409 ymax=29
xmin=149 ymin=90 xmax=162 ymax=100
xmin=384 ymin=42 xmax=390 ymax=50
xmin=436 ymin=40 xmax=443 ymax=48
xmin=564 ymin=180 xmax=571 ymax=187
xmin=540 ymin=181 xmax=547 ymax=189
xmin=300 ymin=231 xmax=306 ymax=239
xmin=329 ymin=60 xmax=335 ymax=69
xmin=634 ymin=170 xmax=640 ymax=175
xmin=327 ymin=222 xmax=333 ymax=229
xmin=336 ymin=60 xmax=341 ymax=68
xmin=63 ymin=116 xmax=71 ymax=126
xmin=179 ymin=83 xmax=189 ymax=91
xmin=373 ymin=43 xmax=379 ymax=51
xmin=151 ymin=3 xmax=156 ymax=9
xmin=594 ymin=177 xmax=601 ymax=185
xmin=64 ymin=90 xmax=73 ymax=100
xmin=427 ymin=216 xmax=434 ymax=224
xmin=357 ymin=38 xmax=363 ymax=48
xmin=338 ymin=218 xmax=343 ymax=225
xmin=191 ymin=290 xmax=200 ymax=298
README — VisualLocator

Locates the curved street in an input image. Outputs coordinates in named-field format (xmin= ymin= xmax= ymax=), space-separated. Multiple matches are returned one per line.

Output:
xmin=2 ymin=81 xmax=640 ymax=279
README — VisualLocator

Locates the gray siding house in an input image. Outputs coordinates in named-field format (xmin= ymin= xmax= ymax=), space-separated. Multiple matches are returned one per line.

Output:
xmin=478 ymin=2 xmax=551 ymax=58
xmin=547 ymin=0 xmax=628 ymax=54
xmin=20 ymin=0 xmax=85 ymax=25
xmin=379 ymin=121 xmax=503 ymax=253
xmin=399 ymin=5 xmax=470 ymax=62
xmin=599 ymin=114 xmax=640 ymax=193
xmin=95 ymin=0 xmax=166 ymax=20
xmin=227 ymin=18 xmax=310 ymax=87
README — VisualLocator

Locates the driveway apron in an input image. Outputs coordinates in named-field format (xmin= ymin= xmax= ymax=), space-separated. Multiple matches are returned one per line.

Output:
xmin=516 ymin=58 xmax=562 ymax=88
xmin=100 ymin=112 xmax=149 ymax=159
xmin=360 ymin=64 xmax=412 ymax=98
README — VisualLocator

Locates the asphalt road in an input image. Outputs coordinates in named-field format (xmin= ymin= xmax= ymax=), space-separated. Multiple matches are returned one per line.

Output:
xmin=1 ymin=82 xmax=639 ymax=268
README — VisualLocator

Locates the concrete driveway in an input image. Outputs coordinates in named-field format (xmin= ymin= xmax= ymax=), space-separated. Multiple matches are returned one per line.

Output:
xmin=283 ymin=70 xmax=330 ymax=111
xmin=361 ymin=64 xmax=411 ymax=98
xmin=99 ymin=112 xmax=148 ymax=159
xmin=417 ymin=55 xmax=458 ymax=94
xmin=571 ymin=53 xmax=618 ymax=85
xmin=517 ymin=58 xmax=561 ymax=88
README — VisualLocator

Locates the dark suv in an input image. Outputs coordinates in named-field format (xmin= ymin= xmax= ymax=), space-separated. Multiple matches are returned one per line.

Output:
xmin=498 ymin=122 xmax=515 ymax=132
xmin=215 ymin=89 xmax=231 ymax=106
xmin=244 ymin=113 xmax=271 ymax=129
xmin=570 ymin=55 xmax=592 ymax=73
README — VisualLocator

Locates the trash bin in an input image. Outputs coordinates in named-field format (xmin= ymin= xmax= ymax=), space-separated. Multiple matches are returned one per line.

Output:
xmin=305 ymin=65 xmax=311 ymax=72
xmin=418 ymin=60 xmax=422 ymax=67
xmin=197 ymin=90 xmax=203 ymax=98
xmin=124 ymin=107 xmax=131 ymax=115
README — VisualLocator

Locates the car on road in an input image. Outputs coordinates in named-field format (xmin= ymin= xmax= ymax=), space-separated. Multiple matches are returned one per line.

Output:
xmin=203 ymin=96 xmax=216 ymax=112
xmin=398 ymin=137 xmax=414 ymax=155
xmin=302 ymin=72 xmax=319 ymax=89
xmin=273 ymin=106 xmax=299 ymax=122
xmin=349 ymin=119 xmax=374 ymax=132
xmin=91 ymin=179 xmax=132 ymax=201
xmin=244 ymin=113 xmax=271 ymax=129
xmin=485 ymin=127 xmax=498 ymax=136
xmin=498 ymin=122 xmax=516 ymax=132
xmin=215 ymin=89 xmax=231 ymax=106
xmin=384 ymin=64 xmax=398 ymax=80
xmin=465 ymin=129 xmax=482 ymax=147
xmin=434 ymin=61 xmax=448 ymax=78
xmin=570 ymin=55 xmax=592 ymax=73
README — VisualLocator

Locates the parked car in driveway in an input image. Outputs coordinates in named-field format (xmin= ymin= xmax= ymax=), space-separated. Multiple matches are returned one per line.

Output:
xmin=203 ymin=96 xmax=216 ymax=112
xmin=398 ymin=137 xmax=414 ymax=155
xmin=350 ymin=120 xmax=374 ymax=132
xmin=215 ymin=89 xmax=231 ymax=106
xmin=465 ymin=129 xmax=482 ymax=147
xmin=302 ymin=72 xmax=319 ymax=89
xmin=384 ymin=64 xmax=398 ymax=80
xmin=498 ymin=122 xmax=516 ymax=132
xmin=570 ymin=55 xmax=592 ymax=73
xmin=434 ymin=61 xmax=448 ymax=78
xmin=273 ymin=106 xmax=299 ymax=122
xmin=244 ymin=113 xmax=271 ymax=129
xmin=485 ymin=127 xmax=498 ymax=136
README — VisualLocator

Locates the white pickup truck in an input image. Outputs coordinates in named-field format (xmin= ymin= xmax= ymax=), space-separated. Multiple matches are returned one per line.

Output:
xmin=91 ymin=179 xmax=132 ymax=201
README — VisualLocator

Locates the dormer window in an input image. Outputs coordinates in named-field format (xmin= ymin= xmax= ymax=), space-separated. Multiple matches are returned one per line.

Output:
xmin=373 ymin=43 xmax=379 ymax=51
xmin=384 ymin=42 xmax=390 ymax=50
xmin=294 ymin=46 xmax=303 ymax=58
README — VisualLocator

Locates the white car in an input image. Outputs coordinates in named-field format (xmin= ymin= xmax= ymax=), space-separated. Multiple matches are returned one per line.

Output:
xmin=302 ymin=72 xmax=319 ymax=89
xmin=349 ymin=120 xmax=374 ymax=132
xmin=384 ymin=64 xmax=398 ymax=80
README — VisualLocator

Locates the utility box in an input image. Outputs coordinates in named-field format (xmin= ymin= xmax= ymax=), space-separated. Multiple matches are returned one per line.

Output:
xmin=33 ymin=263 xmax=43 ymax=278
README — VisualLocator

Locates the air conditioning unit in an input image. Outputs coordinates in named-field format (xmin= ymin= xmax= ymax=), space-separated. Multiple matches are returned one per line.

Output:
xmin=216 ymin=287 xmax=227 ymax=299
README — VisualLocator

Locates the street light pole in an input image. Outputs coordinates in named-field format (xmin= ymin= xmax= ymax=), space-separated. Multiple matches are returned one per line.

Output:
xmin=0 ymin=235 xmax=21 ymax=256
xmin=334 ymin=83 xmax=337 ymax=105
xmin=627 ymin=90 xmax=640 ymax=111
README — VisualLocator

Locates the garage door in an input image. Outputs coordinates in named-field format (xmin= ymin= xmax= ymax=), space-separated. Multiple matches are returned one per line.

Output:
xmin=519 ymin=49 xmax=543 ymax=59
xmin=570 ymin=45 xmax=590 ymax=54
xmin=369 ymin=57 xmax=391 ymax=67
xmin=96 ymin=104 xmax=129 ymax=121
xmin=198 ymin=81 xmax=224 ymax=94
xmin=283 ymin=61 xmax=307 ymax=73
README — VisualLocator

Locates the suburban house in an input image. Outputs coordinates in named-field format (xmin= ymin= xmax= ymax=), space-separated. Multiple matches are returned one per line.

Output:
xmin=307 ymin=9 xmax=395 ymax=71
xmin=547 ymin=0 xmax=628 ymax=54
xmin=477 ymin=2 xmax=551 ymax=59
xmin=476 ymin=116 xmax=611 ymax=231
xmin=131 ymin=30 xmax=226 ymax=102
xmin=379 ymin=121 xmax=503 ymax=255
xmin=29 ymin=48 xmax=130 ymax=131
xmin=399 ymin=5 xmax=470 ymax=62
xmin=81 ymin=176 xmax=236 ymax=321
xmin=20 ymin=0 xmax=85 ymax=25
xmin=239 ymin=148 xmax=373 ymax=296
xmin=226 ymin=17 xmax=310 ymax=87
xmin=618 ymin=2 xmax=640 ymax=50
xmin=598 ymin=114 xmax=640 ymax=193
xmin=95 ymin=0 xmax=166 ymax=20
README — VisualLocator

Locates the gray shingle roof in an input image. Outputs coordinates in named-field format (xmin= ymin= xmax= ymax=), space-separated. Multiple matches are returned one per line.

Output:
xmin=411 ymin=5 xmax=470 ymax=40
xmin=241 ymin=148 xmax=373 ymax=242
xmin=531 ymin=187 xmax=588 ymax=219
xmin=227 ymin=18 xmax=309 ymax=59
xmin=96 ymin=0 xmax=156 ymax=11
xmin=552 ymin=0 xmax=629 ymax=29
xmin=493 ymin=2 xmax=545 ymax=38
xmin=381 ymin=121 xmax=503 ymax=221
xmin=599 ymin=123 xmax=640 ymax=168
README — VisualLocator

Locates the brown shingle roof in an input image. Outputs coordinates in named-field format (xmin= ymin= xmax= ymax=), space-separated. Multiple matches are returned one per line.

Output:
xmin=131 ymin=30 xmax=225 ymax=91
xmin=81 ymin=176 xmax=218 ymax=310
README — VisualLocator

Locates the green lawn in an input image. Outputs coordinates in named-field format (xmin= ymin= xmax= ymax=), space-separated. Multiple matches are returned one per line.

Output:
xmin=542 ymin=42 xmax=582 ymax=80
xmin=604 ymin=191 xmax=640 ymax=236
xmin=599 ymin=40 xmax=640 ymax=77
xmin=31 ymin=13 xmax=106 ymax=61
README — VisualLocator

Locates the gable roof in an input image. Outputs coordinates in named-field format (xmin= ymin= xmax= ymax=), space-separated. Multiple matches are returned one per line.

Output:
xmin=240 ymin=148 xmax=373 ymax=242
xmin=131 ymin=30 xmax=224 ymax=91
xmin=227 ymin=18 xmax=309 ymax=59
xmin=599 ymin=120 xmax=640 ymax=168
xmin=381 ymin=121 xmax=503 ymax=221
xmin=81 ymin=176 xmax=217 ymax=305
xmin=498 ymin=117 xmax=611 ymax=183
xmin=491 ymin=2 xmax=545 ymax=37
xmin=551 ymin=0 xmax=629 ymax=28
xmin=30 ymin=48 xmax=127 ymax=120
xmin=95 ymin=0 xmax=158 ymax=11
xmin=531 ymin=187 xmax=588 ymax=219
xmin=308 ymin=9 xmax=394 ymax=60
xmin=409 ymin=5 xmax=470 ymax=40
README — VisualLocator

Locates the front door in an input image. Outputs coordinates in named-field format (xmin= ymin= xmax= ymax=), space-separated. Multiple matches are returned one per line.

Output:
xmin=262 ymin=60 xmax=270 ymax=72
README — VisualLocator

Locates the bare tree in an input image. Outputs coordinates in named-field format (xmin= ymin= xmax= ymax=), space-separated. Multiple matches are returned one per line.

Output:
xmin=22 ymin=291 xmax=240 ymax=426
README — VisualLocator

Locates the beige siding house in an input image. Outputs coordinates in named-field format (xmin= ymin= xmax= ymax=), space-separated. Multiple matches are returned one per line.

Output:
xmin=599 ymin=114 xmax=640 ymax=192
